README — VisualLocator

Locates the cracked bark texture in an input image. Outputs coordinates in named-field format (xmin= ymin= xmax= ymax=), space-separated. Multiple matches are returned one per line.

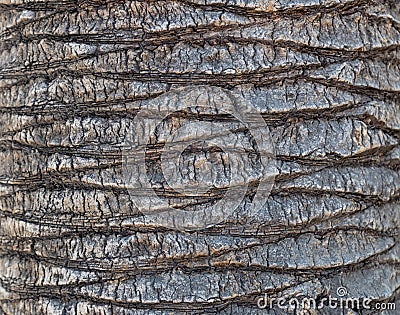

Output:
xmin=0 ymin=0 xmax=399 ymax=314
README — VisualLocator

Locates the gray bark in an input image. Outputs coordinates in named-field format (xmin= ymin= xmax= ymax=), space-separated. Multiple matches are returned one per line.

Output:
xmin=0 ymin=0 xmax=399 ymax=314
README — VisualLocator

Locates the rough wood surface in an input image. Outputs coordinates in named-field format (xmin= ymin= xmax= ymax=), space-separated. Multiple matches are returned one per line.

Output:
xmin=0 ymin=0 xmax=399 ymax=314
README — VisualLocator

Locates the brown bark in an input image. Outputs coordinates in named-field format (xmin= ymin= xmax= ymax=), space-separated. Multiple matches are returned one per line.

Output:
xmin=0 ymin=0 xmax=399 ymax=314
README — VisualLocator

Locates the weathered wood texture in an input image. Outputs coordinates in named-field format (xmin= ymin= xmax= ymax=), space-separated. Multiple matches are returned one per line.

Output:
xmin=0 ymin=0 xmax=399 ymax=314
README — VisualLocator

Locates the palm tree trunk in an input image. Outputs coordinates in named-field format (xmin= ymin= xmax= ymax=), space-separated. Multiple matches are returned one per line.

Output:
xmin=0 ymin=0 xmax=399 ymax=314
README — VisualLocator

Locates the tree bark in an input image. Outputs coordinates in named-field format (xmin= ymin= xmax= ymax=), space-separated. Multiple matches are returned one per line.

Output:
xmin=0 ymin=0 xmax=399 ymax=314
